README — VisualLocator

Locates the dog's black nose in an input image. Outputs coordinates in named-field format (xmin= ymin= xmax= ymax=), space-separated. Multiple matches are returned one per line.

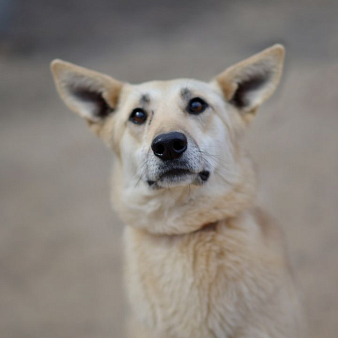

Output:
xmin=151 ymin=132 xmax=188 ymax=161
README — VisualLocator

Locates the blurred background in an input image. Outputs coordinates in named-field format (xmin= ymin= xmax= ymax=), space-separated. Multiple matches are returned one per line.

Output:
xmin=0 ymin=0 xmax=337 ymax=337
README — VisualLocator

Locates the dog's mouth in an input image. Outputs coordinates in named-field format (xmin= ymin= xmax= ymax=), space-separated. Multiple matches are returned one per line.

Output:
xmin=160 ymin=168 xmax=191 ymax=180
xmin=147 ymin=168 xmax=210 ymax=188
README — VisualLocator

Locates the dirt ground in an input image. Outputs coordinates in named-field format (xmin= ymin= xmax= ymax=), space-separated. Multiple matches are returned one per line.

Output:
xmin=1 ymin=0 xmax=337 ymax=337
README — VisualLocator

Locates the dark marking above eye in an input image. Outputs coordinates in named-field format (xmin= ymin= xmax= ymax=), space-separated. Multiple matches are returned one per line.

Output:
xmin=181 ymin=87 xmax=192 ymax=100
xmin=140 ymin=94 xmax=150 ymax=105
xmin=230 ymin=72 xmax=270 ymax=109
xmin=71 ymin=86 xmax=113 ymax=119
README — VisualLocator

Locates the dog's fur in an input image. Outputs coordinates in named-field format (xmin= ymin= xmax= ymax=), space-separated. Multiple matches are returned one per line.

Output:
xmin=51 ymin=45 xmax=304 ymax=338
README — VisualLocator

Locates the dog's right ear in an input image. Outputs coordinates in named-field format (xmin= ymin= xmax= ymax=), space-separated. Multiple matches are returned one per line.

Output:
xmin=50 ymin=60 xmax=123 ymax=123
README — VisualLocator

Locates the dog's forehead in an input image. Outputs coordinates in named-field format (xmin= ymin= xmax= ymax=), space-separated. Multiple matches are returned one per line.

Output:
xmin=130 ymin=79 xmax=214 ymax=101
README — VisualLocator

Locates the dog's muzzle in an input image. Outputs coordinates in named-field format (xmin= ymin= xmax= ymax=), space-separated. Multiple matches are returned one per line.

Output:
xmin=145 ymin=132 xmax=210 ymax=188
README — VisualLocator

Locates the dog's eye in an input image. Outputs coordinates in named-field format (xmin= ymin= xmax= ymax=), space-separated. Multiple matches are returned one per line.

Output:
xmin=187 ymin=97 xmax=208 ymax=114
xmin=129 ymin=108 xmax=148 ymax=124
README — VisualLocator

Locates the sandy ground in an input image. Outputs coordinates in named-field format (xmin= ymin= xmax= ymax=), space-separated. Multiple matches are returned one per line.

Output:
xmin=1 ymin=1 xmax=338 ymax=337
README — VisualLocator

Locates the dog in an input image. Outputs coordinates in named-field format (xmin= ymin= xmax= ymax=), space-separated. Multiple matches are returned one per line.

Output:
xmin=51 ymin=44 xmax=304 ymax=338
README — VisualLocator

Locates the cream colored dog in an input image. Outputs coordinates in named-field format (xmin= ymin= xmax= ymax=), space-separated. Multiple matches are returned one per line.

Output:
xmin=51 ymin=45 xmax=303 ymax=338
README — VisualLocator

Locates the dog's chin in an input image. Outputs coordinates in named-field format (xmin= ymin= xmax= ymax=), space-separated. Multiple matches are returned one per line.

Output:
xmin=147 ymin=169 xmax=210 ymax=189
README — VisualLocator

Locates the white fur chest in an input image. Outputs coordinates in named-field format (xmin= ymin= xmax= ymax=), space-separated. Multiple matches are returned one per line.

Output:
xmin=123 ymin=221 xmax=288 ymax=338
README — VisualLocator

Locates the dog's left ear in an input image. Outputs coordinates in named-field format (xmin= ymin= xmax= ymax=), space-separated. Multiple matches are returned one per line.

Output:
xmin=50 ymin=60 xmax=123 ymax=123
xmin=214 ymin=44 xmax=285 ymax=116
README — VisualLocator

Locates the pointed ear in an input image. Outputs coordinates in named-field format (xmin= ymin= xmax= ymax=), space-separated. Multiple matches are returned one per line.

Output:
xmin=215 ymin=44 xmax=285 ymax=114
xmin=50 ymin=60 xmax=123 ymax=122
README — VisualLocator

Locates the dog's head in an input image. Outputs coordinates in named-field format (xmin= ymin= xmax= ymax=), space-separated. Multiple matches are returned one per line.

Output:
xmin=51 ymin=45 xmax=284 ymax=234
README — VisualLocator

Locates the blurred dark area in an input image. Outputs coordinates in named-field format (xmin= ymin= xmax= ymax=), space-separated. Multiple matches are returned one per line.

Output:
xmin=1 ymin=0 xmax=337 ymax=61
xmin=0 ymin=0 xmax=337 ymax=337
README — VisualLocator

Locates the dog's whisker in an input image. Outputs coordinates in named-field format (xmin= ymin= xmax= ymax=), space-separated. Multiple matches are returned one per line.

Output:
xmin=130 ymin=158 xmax=150 ymax=189
xmin=200 ymin=152 xmax=223 ymax=166
xmin=201 ymin=154 xmax=233 ymax=185
xmin=167 ymin=187 xmax=174 ymax=198
xmin=200 ymin=151 xmax=234 ymax=175
xmin=214 ymin=169 xmax=232 ymax=185
xmin=133 ymin=175 xmax=143 ymax=189
xmin=199 ymin=151 xmax=221 ymax=162
xmin=129 ymin=159 xmax=147 ymax=183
